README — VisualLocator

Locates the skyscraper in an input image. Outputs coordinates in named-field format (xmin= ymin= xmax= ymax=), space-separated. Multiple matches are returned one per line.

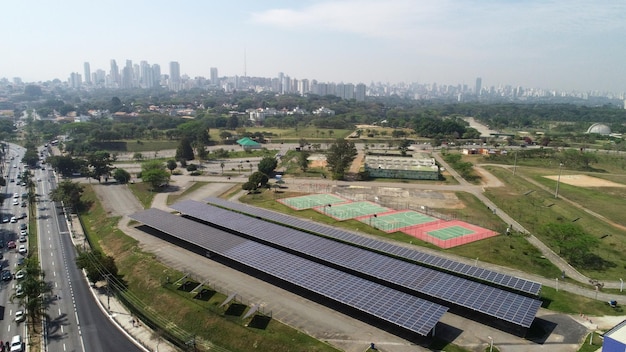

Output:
xmin=355 ymin=83 xmax=366 ymax=102
xmin=83 ymin=62 xmax=91 ymax=85
xmin=110 ymin=59 xmax=120 ymax=87
xmin=169 ymin=61 xmax=181 ymax=91
xmin=210 ymin=67 xmax=218 ymax=86
xmin=475 ymin=77 xmax=482 ymax=96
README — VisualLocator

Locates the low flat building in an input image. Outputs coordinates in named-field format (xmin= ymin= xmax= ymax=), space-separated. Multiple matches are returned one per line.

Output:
xmin=364 ymin=154 xmax=439 ymax=180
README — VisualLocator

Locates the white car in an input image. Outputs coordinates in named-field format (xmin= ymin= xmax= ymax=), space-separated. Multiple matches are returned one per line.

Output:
xmin=15 ymin=285 xmax=24 ymax=297
xmin=15 ymin=310 xmax=25 ymax=323
xmin=18 ymin=245 xmax=26 ymax=254
xmin=13 ymin=193 xmax=19 ymax=199
xmin=12 ymin=199 xmax=19 ymax=206
xmin=10 ymin=217 xmax=17 ymax=223
xmin=15 ymin=270 xmax=25 ymax=280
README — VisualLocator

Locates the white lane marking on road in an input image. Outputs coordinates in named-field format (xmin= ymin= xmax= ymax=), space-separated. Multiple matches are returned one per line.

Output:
xmin=59 ymin=308 xmax=62 ymax=316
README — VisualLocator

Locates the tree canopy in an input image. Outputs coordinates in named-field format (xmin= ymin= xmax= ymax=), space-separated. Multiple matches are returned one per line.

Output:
xmin=325 ymin=139 xmax=357 ymax=180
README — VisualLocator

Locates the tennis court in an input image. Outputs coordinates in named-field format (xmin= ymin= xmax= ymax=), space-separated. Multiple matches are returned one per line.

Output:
xmin=402 ymin=220 xmax=498 ymax=249
xmin=362 ymin=210 xmax=441 ymax=232
xmin=315 ymin=201 xmax=391 ymax=221
xmin=278 ymin=193 xmax=347 ymax=210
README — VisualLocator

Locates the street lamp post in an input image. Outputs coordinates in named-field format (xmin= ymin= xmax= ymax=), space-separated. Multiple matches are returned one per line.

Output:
xmin=488 ymin=336 xmax=493 ymax=352
xmin=555 ymin=163 xmax=564 ymax=199
xmin=555 ymin=278 xmax=559 ymax=292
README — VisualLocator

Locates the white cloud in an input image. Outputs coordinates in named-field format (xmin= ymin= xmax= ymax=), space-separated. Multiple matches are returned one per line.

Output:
xmin=251 ymin=0 xmax=626 ymax=40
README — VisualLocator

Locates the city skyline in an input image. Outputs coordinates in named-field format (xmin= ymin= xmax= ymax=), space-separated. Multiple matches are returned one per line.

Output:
xmin=1 ymin=1 xmax=625 ymax=93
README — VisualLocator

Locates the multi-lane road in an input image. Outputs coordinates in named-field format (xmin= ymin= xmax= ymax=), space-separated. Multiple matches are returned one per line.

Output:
xmin=0 ymin=144 xmax=142 ymax=352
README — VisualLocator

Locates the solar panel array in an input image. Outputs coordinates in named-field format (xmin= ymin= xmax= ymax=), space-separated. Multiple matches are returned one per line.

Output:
xmin=176 ymin=200 xmax=541 ymax=328
xmin=204 ymin=197 xmax=541 ymax=296
xmin=130 ymin=208 xmax=448 ymax=336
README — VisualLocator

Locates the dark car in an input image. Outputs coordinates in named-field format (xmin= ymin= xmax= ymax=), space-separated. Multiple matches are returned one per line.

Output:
xmin=19 ymin=213 xmax=27 ymax=219
xmin=1 ymin=270 xmax=12 ymax=281
xmin=19 ymin=223 xmax=27 ymax=231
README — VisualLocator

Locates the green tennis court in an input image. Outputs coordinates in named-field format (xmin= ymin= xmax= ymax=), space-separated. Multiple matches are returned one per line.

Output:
xmin=279 ymin=193 xmax=346 ymax=210
xmin=321 ymin=201 xmax=391 ymax=220
xmin=368 ymin=210 xmax=438 ymax=232
xmin=426 ymin=226 xmax=475 ymax=240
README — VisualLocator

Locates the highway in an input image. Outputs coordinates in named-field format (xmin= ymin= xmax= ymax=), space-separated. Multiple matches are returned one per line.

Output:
xmin=0 ymin=143 xmax=142 ymax=352
xmin=0 ymin=145 xmax=28 ymax=349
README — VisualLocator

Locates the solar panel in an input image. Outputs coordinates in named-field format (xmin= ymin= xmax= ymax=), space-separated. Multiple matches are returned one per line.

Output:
xmin=204 ymin=197 xmax=541 ymax=296
xmin=130 ymin=209 xmax=448 ymax=336
xmin=175 ymin=200 xmax=541 ymax=328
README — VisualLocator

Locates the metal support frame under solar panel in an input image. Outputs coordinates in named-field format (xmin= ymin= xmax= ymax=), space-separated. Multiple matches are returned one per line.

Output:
xmin=130 ymin=208 xmax=448 ymax=338
xmin=203 ymin=197 xmax=541 ymax=297
xmin=172 ymin=200 xmax=541 ymax=331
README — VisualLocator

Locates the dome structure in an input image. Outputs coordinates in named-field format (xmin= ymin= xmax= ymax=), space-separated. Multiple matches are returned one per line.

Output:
xmin=586 ymin=123 xmax=611 ymax=135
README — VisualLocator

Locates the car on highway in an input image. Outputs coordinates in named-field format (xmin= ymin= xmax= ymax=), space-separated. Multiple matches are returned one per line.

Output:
xmin=10 ymin=334 xmax=22 ymax=351
xmin=2 ymin=270 xmax=12 ymax=281
xmin=15 ymin=310 xmax=25 ymax=323
xmin=18 ymin=245 xmax=26 ymax=254
xmin=7 ymin=241 xmax=16 ymax=249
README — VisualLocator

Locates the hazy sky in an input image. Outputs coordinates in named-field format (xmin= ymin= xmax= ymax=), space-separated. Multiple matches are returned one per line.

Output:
xmin=1 ymin=0 xmax=624 ymax=93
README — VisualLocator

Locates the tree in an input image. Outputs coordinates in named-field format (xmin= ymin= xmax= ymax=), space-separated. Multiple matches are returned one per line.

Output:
xmin=113 ymin=168 xmax=131 ymax=184
xmin=257 ymin=156 xmax=278 ymax=176
xmin=242 ymin=181 xmax=257 ymax=193
xmin=175 ymin=138 xmax=195 ymax=161
xmin=49 ymin=180 xmax=84 ymax=211
xmin=248 ymin=171 xmax=269 ymax=189
xmin=140 ymin=160 xmax=170 ymax=190
xmin=298 ymin=151 xmax=311 ymax=172
xmin=76 ymin=250 xmax=119 ymax=284
xmin=13 ymin=258 xmax=51 ymax=332
xmin=166 ymin=159 xmax=177 ymax=174
xmin=88 ymin=151 xmax=116 ymax=182
xmin=326 ymin=139 xmax=357 ymax=180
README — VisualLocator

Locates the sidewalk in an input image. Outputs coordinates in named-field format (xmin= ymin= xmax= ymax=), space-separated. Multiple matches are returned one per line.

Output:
xmin=67 ymin=213 xmax=179 ymax=352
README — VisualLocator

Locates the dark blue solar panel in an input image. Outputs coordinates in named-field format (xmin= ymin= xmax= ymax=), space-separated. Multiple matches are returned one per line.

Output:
xmin=174 ymin=200 xmax=541 ymax=328
xmin=130 ymin=209 xmax=448 ymax=336
xmin=204 ymin=197 xmax=541 ymax=296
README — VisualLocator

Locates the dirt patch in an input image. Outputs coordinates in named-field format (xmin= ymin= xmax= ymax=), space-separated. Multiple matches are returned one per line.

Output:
xmin=544 ymin=174 xmax=626 ymax=188
xmin=308 ymin=154 xmax=327 ymax=168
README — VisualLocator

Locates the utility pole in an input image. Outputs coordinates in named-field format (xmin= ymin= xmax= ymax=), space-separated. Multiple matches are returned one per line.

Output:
xmin=554 ymin=163 xmax=563 ymax=199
